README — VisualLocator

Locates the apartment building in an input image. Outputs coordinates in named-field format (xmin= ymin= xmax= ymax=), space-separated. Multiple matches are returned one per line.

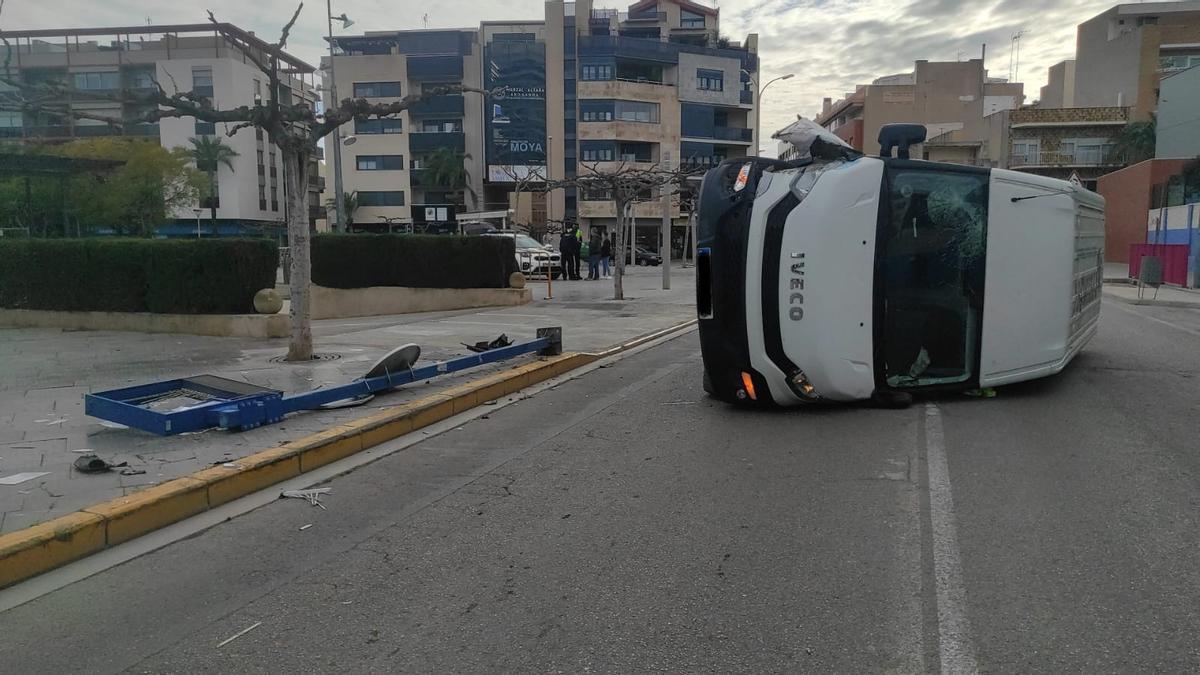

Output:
xmin=814 ymin=59 xmax=1024 ymax=163
xmin=328 ymin=0 xmax=758 ymax=250
xmin=1074 ymin=1 xmax=1200 ymax=119
xmin=1156 ymin=65 xmax=1200 ymax=158
xmin=1039 ymin=60 xmax=1076 ymax=108
xmin=325 ymin=29 xmax=484 ymax=230
xmin=0 ymin=24 xmax=323 ymax=231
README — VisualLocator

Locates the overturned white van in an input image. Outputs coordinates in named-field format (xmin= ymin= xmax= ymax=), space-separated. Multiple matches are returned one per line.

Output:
xmin=696 ymin=121 xmax=1104 ymax=407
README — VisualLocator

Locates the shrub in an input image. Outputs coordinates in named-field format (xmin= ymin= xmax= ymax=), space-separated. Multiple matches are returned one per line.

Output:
xmin=0 ymin=238 xmax=277 ymax=314
xmin=312 ymin=234 xmax=518 ymax=289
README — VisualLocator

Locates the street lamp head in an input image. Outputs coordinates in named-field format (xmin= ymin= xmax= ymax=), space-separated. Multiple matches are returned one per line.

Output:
xmin=332 ymin=14 xmax=354 ymax=30
xmin=781 ymin=73 xmax=795 ymax=80
xmin=342 ymin=135 xmax=357 ymax=146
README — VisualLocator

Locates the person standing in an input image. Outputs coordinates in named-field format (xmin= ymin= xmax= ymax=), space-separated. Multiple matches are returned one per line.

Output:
xmin=569 ymin=225 xmax=583 ymax=279
xmin=559 ymin=228 xmax=576 ymax=280
xmin=600 ymin=234 xmax=612 ymax=279
xmin=587 ymin=230 xmax=603 ymax=280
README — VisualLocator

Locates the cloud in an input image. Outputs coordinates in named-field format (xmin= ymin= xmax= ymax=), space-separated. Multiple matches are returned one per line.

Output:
xmin=2 ymin=0 xmax=1117 ymax=150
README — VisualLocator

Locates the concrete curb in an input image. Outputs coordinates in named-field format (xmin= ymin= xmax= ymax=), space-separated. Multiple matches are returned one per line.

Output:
xmin=1102 ymin=289 xmax=1200 ymax=309
xmin=0 ymin=308 xmax=289 ymax=339
xmin=0 ymin=319 xmax=698 ymax=589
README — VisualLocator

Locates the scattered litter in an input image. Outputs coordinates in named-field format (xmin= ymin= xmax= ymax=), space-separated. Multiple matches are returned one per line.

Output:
xmin=41 ymin=418 xmax=69 ymax=426
xmin=463 ymin=334 xmax=513 ymax=353
xmin=0 ymin=472 xmax=51 ymax=485
xmin=119 ymin=468 xmax=147 ymax=476
xmin=298 ymin=523 xmax=313 ymax=531
xmin=216 ymin=621 xmax=263 ymax=648
xmin=222 ymin=463 xmax=243 ymax=469
xmin=340 ymin=601 xmax=353 ymax=605
xmin=70 ymin=448 xmax=96 ymax=453
xmin=281 ymin=488 xmax=331 ymax=509
xmin=73 ymin=454 xmax=127 ymax=474
xmin=98 ymin=421 xmax=129 ymax=430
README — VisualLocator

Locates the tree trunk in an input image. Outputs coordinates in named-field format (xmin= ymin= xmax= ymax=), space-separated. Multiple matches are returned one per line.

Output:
xmin=612 ymin=198 xmax=628 ymax=300
xmin=283 ymin=148 xmax=313 ymax=361
xmin=209 ymin=170 xmax=217 ymax=227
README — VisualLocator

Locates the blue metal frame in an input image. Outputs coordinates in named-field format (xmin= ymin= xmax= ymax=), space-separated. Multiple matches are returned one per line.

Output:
xmin=85 ymin=334 xmax=555 ymax=436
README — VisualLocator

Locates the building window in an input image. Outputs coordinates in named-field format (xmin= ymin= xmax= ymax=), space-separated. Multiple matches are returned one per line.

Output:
xmin=580 ymin=100 xmax=614 ymax=122
xmin=252 ymin=78 xmax=263 ymax=103
xmin=1012 ymin=140 xmax=1039 ymax=164
xmin=356 ymin=155 xmax=405 ymax=170
xmin=353 ymin=81 xmax=402 ymax=98
xmin=354 ymin=118 xmax=403 ymax=134
xmin=194 ymin=120 xmax=216 ymax=135
xmin=582 ymin=187 xmax=613 ymax=201
xmin=1061 ymin=138 xmax=1116 ymax=164
xmin=191 ymin=67 xmax=214 ymax=97
xmin=129 ymin=70 xmax=156 ymax=90
xmin=697 ymin=69 xmax=724 ymax=92
xmin=680 ymin=9 xmax=706 ymax=28
xmin=420 ymin=120 xmax=462 ymax=133
xmin=358 ymin=190 xmax=406 ymax=206
xmin=581 ymin=64 xmax=614 ymax=81
xmin=72 ymin=71 xmax=121 ymax=91
xmin=614 ymin=100 xmax=659 ymax=123
xmin=270 ymin=186 xmax=278 ymax=212
xmin=257 ymin=149 xmax=264 ymax=165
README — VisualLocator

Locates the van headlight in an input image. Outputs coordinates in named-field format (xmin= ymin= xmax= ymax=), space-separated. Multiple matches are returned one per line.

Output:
xmin=787 ymin=370 xmax=819 ymax=400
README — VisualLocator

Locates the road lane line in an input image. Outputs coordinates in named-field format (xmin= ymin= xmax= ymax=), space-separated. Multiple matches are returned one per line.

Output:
xmin=925 ymin=403 xmax=979 ymax=675
xmin=216 ymin=621 xmax=262 ymax=648
xmin=1105 ymin=300 xmax=1200 ymax=339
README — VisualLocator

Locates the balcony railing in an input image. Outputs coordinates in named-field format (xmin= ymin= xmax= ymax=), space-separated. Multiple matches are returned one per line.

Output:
xmin=740 ymin=89 xmax=753 ymax=104
xmin=625 ymin=10 xmax=666 ymax=21
xmin=579 ymin=35 xmax=757 ymax=71
xmin=1009 ymin=151 xmax=1123 ymax=168
xmin=684 ymin=126 xmax=752 ymax=143
xmin=408 ymin=94 xmax=465 ymax=116
xmin=409 ymin=131 xmax=465 ymax=153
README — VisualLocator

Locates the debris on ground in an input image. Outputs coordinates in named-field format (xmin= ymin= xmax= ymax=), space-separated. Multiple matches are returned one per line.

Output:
xmin=462 ymin=334 xmax=513 ymax=353
xmin=964 ymin=388 xmax=998 ymax=398
xmin=119 ymin=468 xmax=147 ymax=476
xmin=281 ymin=487 xmax=332 ymax=509
xmin=298 ymin=523 xmax=313 ymax=531
xmin=72 ymin=454 xmax=128 ymax=474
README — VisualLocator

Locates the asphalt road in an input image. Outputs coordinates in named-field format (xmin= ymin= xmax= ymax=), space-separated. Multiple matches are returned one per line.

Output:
xmin=1 ymin=298 xmax=1198 ymax=673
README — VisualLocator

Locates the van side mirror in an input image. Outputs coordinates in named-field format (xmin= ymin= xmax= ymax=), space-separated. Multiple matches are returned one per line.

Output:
xmin=878 ymin=124 xmax=927 ymax=160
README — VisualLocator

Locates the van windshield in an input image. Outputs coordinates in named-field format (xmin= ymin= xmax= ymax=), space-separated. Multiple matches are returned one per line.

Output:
xmin=877 ymin=166 xmax=988 ymax=388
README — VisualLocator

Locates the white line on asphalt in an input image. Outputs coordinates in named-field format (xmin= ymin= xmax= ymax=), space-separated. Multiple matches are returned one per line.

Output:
xmin=925 ymin=403 xmax=979 ymax=675
xmin=1106 ymin=300 xmax=1200 ymax=339
xmin=216 ymin=621 xmax=262 ymax=648
xmin=435 ymin=320 xmax=532 ymax=328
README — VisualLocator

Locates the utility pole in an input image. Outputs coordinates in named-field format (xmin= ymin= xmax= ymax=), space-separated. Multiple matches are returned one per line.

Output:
xmin=661 ymin=150 xmax=671 ymax=290
xmin=326 ymin=2 xmax=352 ymax=232
xmin=741 ymin=70 xmax=794 ymax=156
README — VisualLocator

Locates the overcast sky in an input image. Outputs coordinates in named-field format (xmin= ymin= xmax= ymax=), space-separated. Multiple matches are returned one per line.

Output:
xmin=3 ymin=0 xmax=1119 ymax=150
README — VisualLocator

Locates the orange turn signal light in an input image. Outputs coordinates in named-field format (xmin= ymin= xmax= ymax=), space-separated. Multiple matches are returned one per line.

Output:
xmin=740 ymin=371 xmax=757 ymax=401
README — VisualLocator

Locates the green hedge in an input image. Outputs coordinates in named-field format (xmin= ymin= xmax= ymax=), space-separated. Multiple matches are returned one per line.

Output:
xmin=312 ymin=234 xmax=518 ymax=289
xmin=0 ymin=238 xmax=277 ymax=314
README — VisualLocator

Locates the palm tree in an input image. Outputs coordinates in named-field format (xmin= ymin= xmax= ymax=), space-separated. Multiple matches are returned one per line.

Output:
xmin=325 ymin=190 xmax=358 ymax=230
xmin=421 ymin=147 xmax=477 ymax=207
xmin=1109 ymin=118 xmax=1156 ymax=165
xmin=186 ymin=136 xmax=239 ymax=225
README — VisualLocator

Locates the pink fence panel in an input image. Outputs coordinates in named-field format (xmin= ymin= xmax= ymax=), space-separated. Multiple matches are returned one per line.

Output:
xmin=1129 ymin=243 xmax=1189 ymax=285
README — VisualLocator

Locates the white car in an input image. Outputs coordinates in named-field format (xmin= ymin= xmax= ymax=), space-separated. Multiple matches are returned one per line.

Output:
xmin=485 ymin=232 xmax=562 ymax=279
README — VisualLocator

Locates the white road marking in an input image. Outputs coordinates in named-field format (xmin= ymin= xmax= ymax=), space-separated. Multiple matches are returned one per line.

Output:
xmin=216 ymin=620 xmax=262 ymax=648
xmin=1106 ymin=300 xmax=1200 ymax=339
xmin=925 ymin=404 xmax=979 ymax=675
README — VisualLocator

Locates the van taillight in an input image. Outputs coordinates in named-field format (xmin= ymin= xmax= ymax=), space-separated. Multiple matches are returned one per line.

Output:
xmin=697 ymin=247 xmax=713 ymax=319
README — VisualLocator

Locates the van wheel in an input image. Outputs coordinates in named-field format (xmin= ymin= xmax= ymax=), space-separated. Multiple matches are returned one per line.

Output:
xmin=871 ymin=391 xmax=913 ymax=409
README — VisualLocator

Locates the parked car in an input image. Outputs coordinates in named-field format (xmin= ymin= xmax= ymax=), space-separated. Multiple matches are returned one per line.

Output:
xmin=626 ymin=247 xmax=663 ymax=266
xmin=483 ymin=232 xmax=563 ymax=279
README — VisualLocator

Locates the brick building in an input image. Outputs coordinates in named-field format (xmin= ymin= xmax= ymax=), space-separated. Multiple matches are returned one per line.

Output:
xmin=1097 ymin=158 xmax=1190 ymax=262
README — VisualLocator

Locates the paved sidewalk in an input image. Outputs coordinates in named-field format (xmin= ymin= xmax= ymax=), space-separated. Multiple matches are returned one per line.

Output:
xmin=0 ymin=267 xmax=696 ymax=534
xmin=1103 ymin=281 xmax=1200 ymax=308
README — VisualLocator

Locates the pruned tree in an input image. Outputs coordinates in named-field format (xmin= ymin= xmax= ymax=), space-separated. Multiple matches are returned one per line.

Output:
xmin=0 ymin=4 xmax=487 ymax=360
xmin=540 ymin=161 xmax=703 ymax=300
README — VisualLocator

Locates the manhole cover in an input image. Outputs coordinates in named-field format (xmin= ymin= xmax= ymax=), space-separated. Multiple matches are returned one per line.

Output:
xmin=269 ymin=353 xmax=342 ymax=363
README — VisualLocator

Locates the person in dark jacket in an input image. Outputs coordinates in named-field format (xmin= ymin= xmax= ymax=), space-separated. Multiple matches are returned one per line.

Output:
xmin=587 ymin=230 xmax=603 ymax=280
xmin=568 ymin=226 xmax=583 ymax=279
xmin=559 ymin=229 xmax=576 ymax=280
xmin=601 ymin=235 xmax=613 ymax=278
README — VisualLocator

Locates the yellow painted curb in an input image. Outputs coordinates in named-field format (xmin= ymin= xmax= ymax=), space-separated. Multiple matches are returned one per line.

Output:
xmin=0 ymin=512 xmax=106 ymax=589
xmin=0 ymin=351 xmax=594 ymax=590
xmin=0 ymin=325 xmax=697 ymax=590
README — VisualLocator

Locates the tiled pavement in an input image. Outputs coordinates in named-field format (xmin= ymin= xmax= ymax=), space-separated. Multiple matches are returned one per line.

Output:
xmin=0 ymin=266 xmax=696 ymax=533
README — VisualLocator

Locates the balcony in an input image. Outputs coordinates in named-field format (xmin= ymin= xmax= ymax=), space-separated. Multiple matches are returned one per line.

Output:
xmin=625 ymin=10 xmax=666 ymax=21
xmin=409 ymin=131 xmax=465 ymax=153
xmin=307 ymin=175 xmax=326 ymax=191
xmin=684 ymin=126 xmax=753 ymax=143
xmin=406 ymin=55 xmax=464 ymax=80
xmin=1009 ymin=151 xmax=1123 ymax=168
xmin=580 ymin=35 xmax=757 ymax=71
xmin=740 ymin=90 xmax=753 ymax=105
xmin=408 ymin=94 xmax=465 ymax=117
